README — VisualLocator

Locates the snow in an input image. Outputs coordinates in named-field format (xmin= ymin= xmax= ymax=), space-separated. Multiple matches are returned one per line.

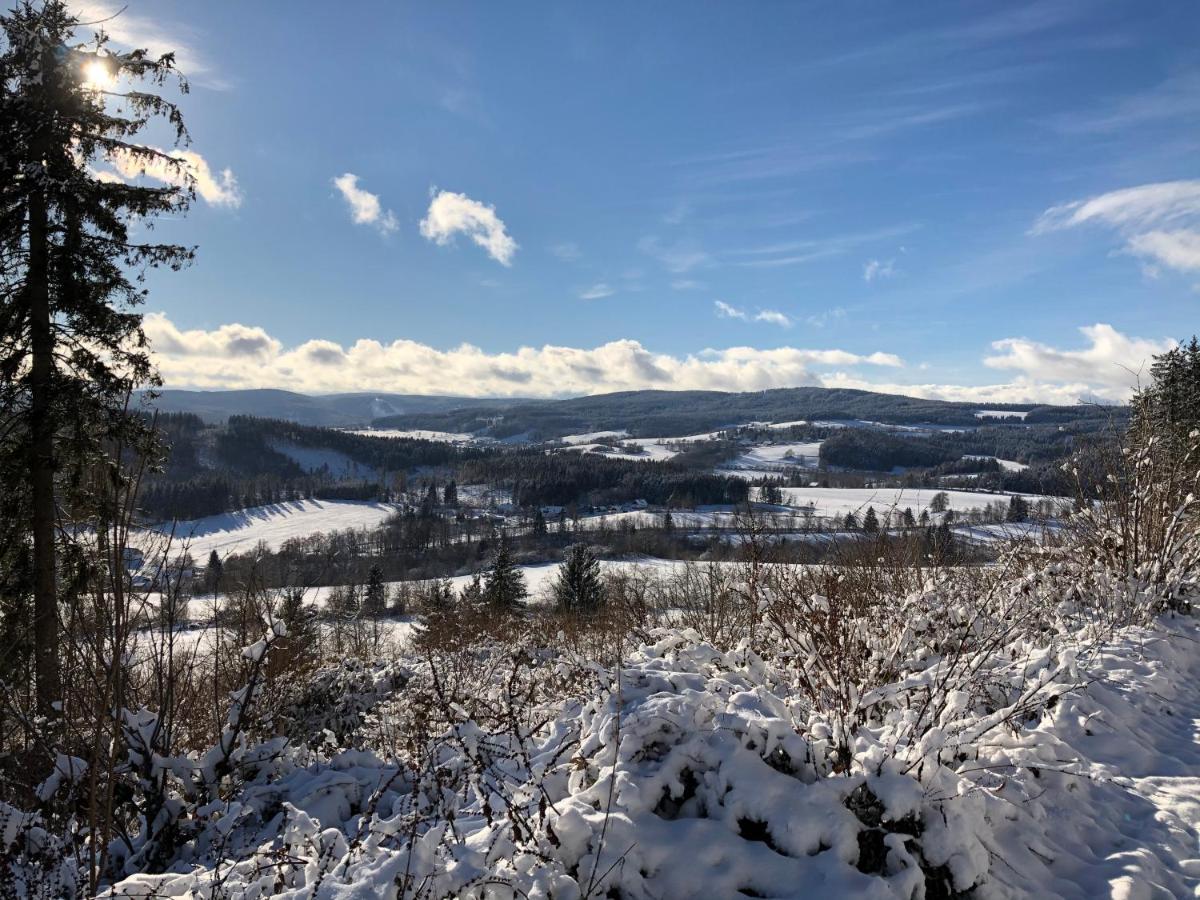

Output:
xmin=963 ymin=453 xmax=1029 ymax=472
xmin=347 ymin=428 xmax=478 ymax=443
xmin=271 ymin=441 xmax=378 ymax=478
xmin=723 ymin=441 xmax=823 ymax=476
xmin=102 ymin=611 xmax=1200 ymax=899
xmin=136 ymin=499 xmax=401 ymax=560
xmin=775 ymin=486 xmax=1052 ymax=518
xmin=562 ymin=441 xmax=680 ymax=462
xmin=560 ymin=429 xmax=629 ymax=445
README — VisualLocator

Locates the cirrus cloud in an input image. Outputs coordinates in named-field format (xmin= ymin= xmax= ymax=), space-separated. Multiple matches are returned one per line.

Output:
xmin=420 ymin=189 xmax=517 ymax=265
xmin=1032 ymin=180 xmax=1200 ymax=276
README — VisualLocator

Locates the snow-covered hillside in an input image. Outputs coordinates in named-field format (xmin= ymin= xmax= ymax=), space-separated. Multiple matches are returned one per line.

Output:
xmin=137 ymin=499 xmax=400 ymax=559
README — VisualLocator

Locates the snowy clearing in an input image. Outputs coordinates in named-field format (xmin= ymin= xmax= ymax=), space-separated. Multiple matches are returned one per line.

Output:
xmin=137 ymin=499 xmax=401 ymax=560
xmin=347 ymin=428 xmax=478 ymax=443
xmin=776 ymin=486 xmax=1053 ymax=518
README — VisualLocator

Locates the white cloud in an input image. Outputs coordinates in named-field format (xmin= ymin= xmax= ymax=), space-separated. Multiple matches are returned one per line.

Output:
xmin=332 ymin=173 xmax=397 ymax=235
xmin=983 ymin=323 xmax=1175 ymax=399
xmin=1125 ymin=230 xmax=1200 ymax=273
xmin=714 ymin=301 xmax=793 ymax=328
xmin=1032 ymin=180 xmax=1200 ymax=276
xmin=420 ymin=190 xmax=517 ymax=265
xmin=102 ymin=147 xmax=241 ymax=207
xmin=143 ymin=316 xmax=1168 ymax=405
xmin=863 ymin=258 xmax=896 ymax=282
xmin=714 ymin=300 xmax=747 ymax=320
xmin=143 ymin=312 xmax=907 ymax=397
xmin=754 ymin=309 xmax=793 ymax=328
xmin=579 ymin=283 xmax=614 ymax=301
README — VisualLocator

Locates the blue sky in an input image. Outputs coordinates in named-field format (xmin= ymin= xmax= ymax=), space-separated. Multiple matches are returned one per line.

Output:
xmin=74 ymin=0 xmax=1200 ymax=402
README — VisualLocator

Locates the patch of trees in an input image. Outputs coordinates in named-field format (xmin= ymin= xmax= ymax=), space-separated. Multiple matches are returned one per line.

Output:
xmin=820 ymin=430 xmax=961 ymax=470
xmin=459 ymin=450 xmax=748 ymax=508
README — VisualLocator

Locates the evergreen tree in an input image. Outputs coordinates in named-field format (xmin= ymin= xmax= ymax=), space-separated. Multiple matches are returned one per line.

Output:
xmin=278 ymin=588 xmax=316 ymax=646
xmin=553 ymin=543 xmax=604 ymax=613
xmin=843 ymin=511 xmax=859 ymax=531
xmin=363 ymin=564 xmax=387 ymax=617
xmin=532 ymin=508 xmax=548 ymax=536
xmin=0 ymin=1 xmax=195 ymax=712
xmin=902 ymin=507 xmax=916 ymax=528
xmin=459 ymin=573 xmax=484 ymax=608
xmin=862 ymin=506 xmax=879 ymax=533
xmin=484 ymin=535 xmax=527 ymax=609
xmin=443 ymin=479 xmax=458 ymax=506
xmin=1006 ymin=494 xmax=1029 ymax=523
xmin=663 ymin=508 xmax=674 ymax=532
xmin=929 ymin=492 xmax=950 ymax=514
xmin=205 ymin=549 xmax=223 ymax=596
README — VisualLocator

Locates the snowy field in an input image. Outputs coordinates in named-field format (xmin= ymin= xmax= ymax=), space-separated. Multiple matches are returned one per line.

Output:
xmin=963 ymin=453 xmax=1029 ymax=472
xmin=137 ymin=499 xmax=401 ymax=560
xmin=347 ymin=428 xmax=478 ymax=443
xmin=561 ymin=441 xmax=680 ymax=462
xmin=775 ymin=486 xmax=1053 ymax=518
xmin=722 ymin=441 xmax=823 ymax=478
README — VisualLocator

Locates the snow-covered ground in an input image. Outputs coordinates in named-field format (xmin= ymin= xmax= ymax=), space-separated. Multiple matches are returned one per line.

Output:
xmin=271 ymin=441 xmax=378 ymax=479
xmin=963 ymin=453 xmax=1029 ymax=472
xmin=561 ymin=441 xmax=680 ymax=462
xmin=137 ymin=499 xmax=401 ymax=560
xmin=722 ymin=441 xmax=823 ymax=477
xmin=347 ymin=428 xmax=478 ymax=443
xmin=775 ymin=486 xmax=1053 ymax=518
xmin=108 ymin=611 xmax=1200 ymax=899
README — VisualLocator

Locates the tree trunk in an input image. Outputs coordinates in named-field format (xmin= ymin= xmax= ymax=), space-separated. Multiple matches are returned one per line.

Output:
xmin=27 ymin=180 xmax=61 ymax=715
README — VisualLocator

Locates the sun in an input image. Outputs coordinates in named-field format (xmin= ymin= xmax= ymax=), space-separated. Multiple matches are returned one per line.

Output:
xmin=82 ymin=59 xmax=115 ymax=91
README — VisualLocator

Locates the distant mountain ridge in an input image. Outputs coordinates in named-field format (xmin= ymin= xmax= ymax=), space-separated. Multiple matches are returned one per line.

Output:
xmin=370 ymin=387 xmax=1125 ymax=440
xmin=146 ymin=386 xmax=1125 ymax=435
xmin=144 ymin=389 xmax=521 ymax=427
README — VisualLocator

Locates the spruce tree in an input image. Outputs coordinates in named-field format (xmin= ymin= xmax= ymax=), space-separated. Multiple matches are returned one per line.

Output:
xmin=553 ymin=543 xmax=604 ymax=613
xmin=484 ymin=535 xmax=527 ymax=609
xmin=363 ymin=564 xmax=386 ymax=617
xmin=205 ymin=549 xmax=223 ymax=596
xmin=1006 ymin=494 xmax=1029 ymax=523
xmin=862 ymin=506 xmax=879 ymax=533
xmin=1 ymin=2 xmax=195 ymax=712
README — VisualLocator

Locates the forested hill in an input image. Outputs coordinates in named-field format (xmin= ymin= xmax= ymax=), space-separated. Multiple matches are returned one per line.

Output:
xmin=371 ymin=387 xmax=1126 ymax=440
xmin=145 ymin=389 xmax=520 ymax=427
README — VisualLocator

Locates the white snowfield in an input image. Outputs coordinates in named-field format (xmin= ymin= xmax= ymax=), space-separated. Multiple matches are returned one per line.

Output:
xmin=963 ymin=453 xmax=1029 ymax=472
xmin=347 ymin=428 xmax=478 ymax=443
xmin=137 ymin=499 xmax=400 ymax=560
xmin=562 ymin=441 xmax=680 ymax=462
xmin=776 ymin=486 xmax=1055 ymax=518
xmin=723 ymin=441 xmax=824 ymax=477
